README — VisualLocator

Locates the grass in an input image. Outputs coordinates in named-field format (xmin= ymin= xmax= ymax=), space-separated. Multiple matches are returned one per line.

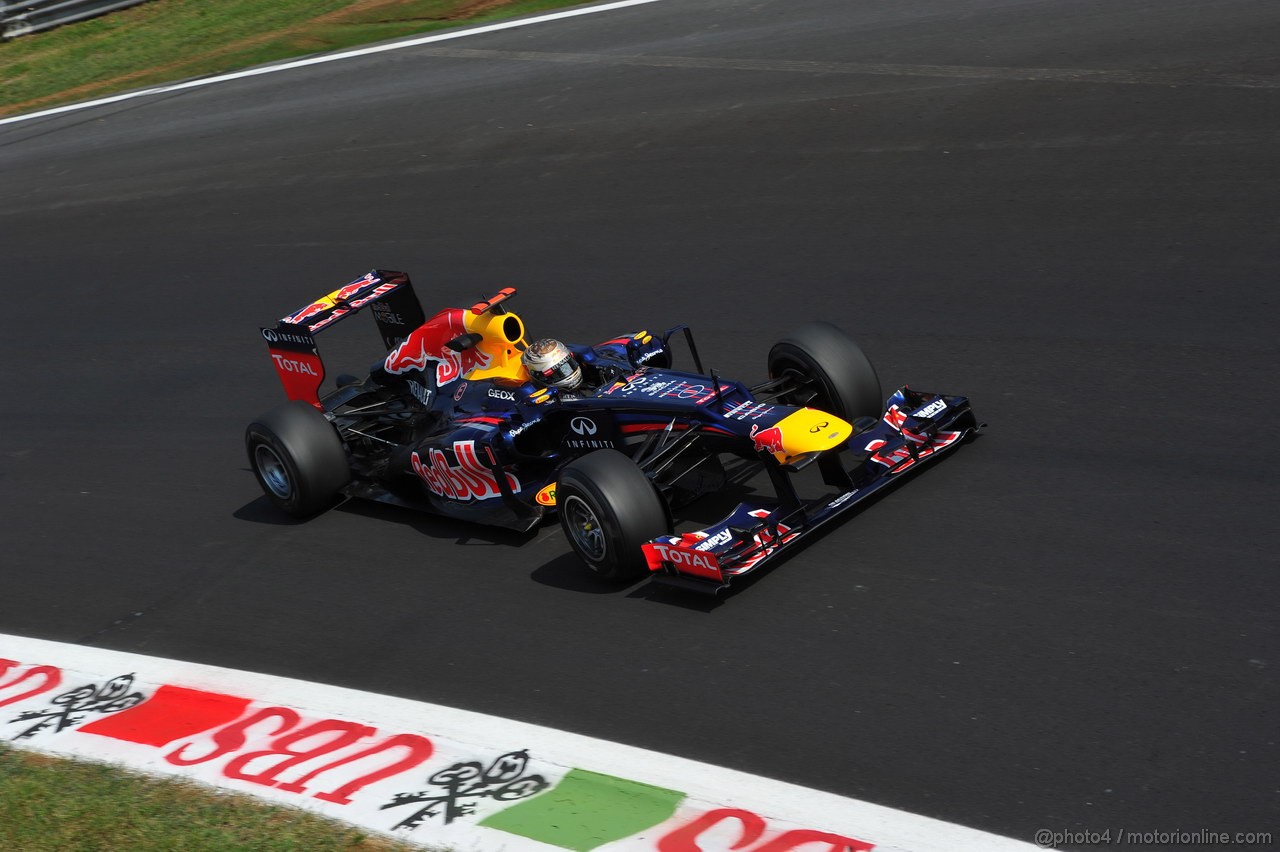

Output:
xmin=0 ymin=744 xmax=420 ymax=851
xmin=0 ymin=0 xmax=590 ymax=117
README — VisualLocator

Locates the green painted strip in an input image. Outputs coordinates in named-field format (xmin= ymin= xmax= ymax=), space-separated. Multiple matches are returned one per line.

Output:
xmin=480 ymin=768 xmax=685 ymax=851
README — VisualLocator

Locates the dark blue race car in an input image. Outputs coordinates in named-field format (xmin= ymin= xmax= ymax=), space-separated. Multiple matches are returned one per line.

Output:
xmin=246 ymin=270 xmax=980 ymax=594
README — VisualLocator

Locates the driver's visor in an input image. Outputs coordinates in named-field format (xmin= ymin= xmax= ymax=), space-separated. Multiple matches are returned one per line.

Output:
xmin=539 ymin=356 xmax=577 ymax=385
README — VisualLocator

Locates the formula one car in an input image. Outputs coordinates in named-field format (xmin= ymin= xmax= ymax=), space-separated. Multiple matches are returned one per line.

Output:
xmin=246 ymin=270 xmax=978 ymax=593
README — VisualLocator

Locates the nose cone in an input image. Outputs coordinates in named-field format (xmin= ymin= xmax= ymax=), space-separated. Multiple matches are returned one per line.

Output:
xmin=759 ymin=408 xmax=852 ymax=463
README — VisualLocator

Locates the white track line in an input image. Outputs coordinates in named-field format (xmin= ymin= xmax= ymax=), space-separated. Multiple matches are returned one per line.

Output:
xmin=0 ymin=0 xmax=670 ymax=128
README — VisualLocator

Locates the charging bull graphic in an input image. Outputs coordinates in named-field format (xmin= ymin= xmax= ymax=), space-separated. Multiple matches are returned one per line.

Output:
xmin=751 ymin=424 xmax=786 ymax=455
xmin=284 ymin=297 xmax=336 ymax=326
xmin=283 ymin=274 xmax=400 ymax=330
xmin=385 ymin=308 xmax=492 ymax=386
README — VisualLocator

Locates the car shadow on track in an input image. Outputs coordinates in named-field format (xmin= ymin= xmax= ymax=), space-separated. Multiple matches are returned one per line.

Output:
xmin=334 ymin=499 xmax=542 ymax=547
xmin=234 ymin=435 xmax=983 ymax=604
xmin=232 ymin=479 xmax=540 ymax=547
xmin=233 ymin=494 xmax=314 ymax=526
xmin=529 ymin=552 xmax=649 ymax=595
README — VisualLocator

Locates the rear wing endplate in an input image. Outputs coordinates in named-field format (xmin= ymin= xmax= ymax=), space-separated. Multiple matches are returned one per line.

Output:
xmin=259 ymin=269 xmax=426 ymax=408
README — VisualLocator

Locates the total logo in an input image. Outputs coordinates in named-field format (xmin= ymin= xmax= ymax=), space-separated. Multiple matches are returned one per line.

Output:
xmin=411 ymin=440 xmax=520 ymax=502
xmin=271 ymin=354 xmax=319 ymax=376
xmin=647 ymin=543 xmax=718 ymax=571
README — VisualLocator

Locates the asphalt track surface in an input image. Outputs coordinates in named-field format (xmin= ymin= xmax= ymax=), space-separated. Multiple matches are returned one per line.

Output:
xmin=2 ymin=1 xmax=1277 ymax=848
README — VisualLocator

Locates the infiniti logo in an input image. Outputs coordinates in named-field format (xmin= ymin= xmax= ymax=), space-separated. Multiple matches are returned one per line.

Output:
xmin=570 ymin=417 xmax=597 ymax=436
xmin=261 ymin=328 xmax=279 ymax=343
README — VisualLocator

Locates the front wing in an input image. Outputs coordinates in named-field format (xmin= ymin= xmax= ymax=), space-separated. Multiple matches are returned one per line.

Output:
xmin=642 ymin=387 xmax=979 ymax=594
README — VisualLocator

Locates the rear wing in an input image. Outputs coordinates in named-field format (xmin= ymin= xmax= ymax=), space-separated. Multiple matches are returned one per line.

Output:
xmin=260 ymin=269 xmax=426 ymax=408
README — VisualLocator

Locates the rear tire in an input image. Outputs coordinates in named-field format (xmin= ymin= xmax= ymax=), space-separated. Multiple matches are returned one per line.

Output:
xmin=557 ymin=449 xmax=670 ymax=581
xmin=768 ymin=321 xmax=883 ymax=421
xmin=245 ymin=401 xmax=350 ymax=517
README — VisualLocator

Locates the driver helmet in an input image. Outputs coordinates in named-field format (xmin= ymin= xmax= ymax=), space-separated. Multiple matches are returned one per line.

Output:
xmin=522 ymin=338 xmax=582 ymax=390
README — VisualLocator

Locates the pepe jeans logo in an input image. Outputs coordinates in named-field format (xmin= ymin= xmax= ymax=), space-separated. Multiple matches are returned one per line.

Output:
xmin=570 ymin=417 xmax=597 ymax=436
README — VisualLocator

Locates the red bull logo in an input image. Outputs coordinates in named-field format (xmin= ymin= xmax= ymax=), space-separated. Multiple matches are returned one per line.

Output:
xmin=283 ymin=298 xmax=334 ymax=326
xmin=332 ymin=274 xmax=377 ymax=303
xmin=751 ymin=424 xmax=786 ymax=455
xmin=411 ymin=441 xmax=520 ymax=502
xmin=384 ymin=309 xmax=490 ymax=386
xmin=281 ymin=275 xmax=382 ymax=326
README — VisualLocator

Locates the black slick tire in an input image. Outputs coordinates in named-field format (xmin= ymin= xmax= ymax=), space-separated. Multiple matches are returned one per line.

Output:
xmin=768 ymin=321 xmax=883 ymax=421
xmin=557 ymin=449 xmax=670 ymax=581
xmin=245 ymin=400 xmax=350 ymax=517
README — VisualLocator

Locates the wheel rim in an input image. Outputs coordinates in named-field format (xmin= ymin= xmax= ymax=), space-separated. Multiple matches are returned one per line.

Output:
xmin=254 ymin=444 xmax=292 ymax=500
xmin=563 ymin=495 xmax=607 ymax=563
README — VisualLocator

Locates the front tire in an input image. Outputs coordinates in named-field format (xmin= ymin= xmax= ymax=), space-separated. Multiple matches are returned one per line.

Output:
xmin=768 ymin=321 xmax=883 ymax=421
xmin=557 ymin=449 xmax=670 ymax=581
xmin=245 ymin=401 xmax=350 ymax=517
